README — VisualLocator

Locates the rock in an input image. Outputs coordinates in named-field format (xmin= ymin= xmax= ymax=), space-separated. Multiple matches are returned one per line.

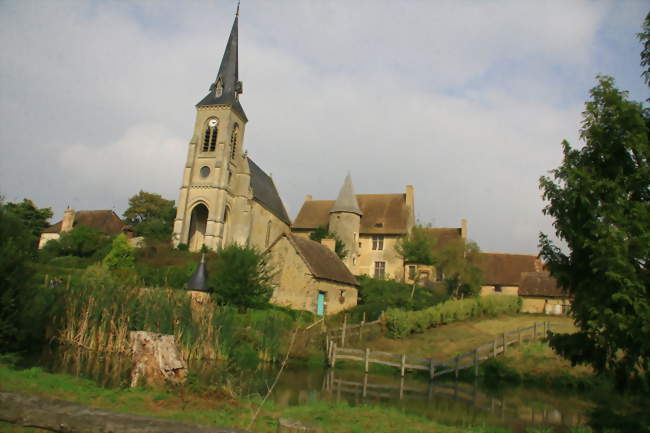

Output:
xmin=129 ymin=331 xmax=187 ymax=387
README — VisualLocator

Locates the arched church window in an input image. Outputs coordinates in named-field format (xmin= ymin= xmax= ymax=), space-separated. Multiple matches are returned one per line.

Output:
xmin=230 ymin=124 xmax=239 ymax=160
xmin=265 ymin=220 xmax=272 ymax=247
xmin=203 ymin=118 xmax=218 ymax=152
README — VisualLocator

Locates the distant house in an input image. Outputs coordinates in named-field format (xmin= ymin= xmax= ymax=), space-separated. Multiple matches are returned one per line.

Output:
xmin=267 ymin=233 xmax=359 ymax=316
xmin=477 ymin=252 xmax=541 ymax=296
xmin=38 ymin=207 xmax=132 ymax=249
xmin=518 ymin=271 xmax=570 ymax=315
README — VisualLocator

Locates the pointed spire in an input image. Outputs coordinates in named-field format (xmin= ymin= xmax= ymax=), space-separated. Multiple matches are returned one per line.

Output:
xmin=330 ymin=173 xmax=363 ymax=216
xmin=196 ymin=7 xmax=247 ymax=121
xmin=186 ymin=254 xmax=210 ymax=292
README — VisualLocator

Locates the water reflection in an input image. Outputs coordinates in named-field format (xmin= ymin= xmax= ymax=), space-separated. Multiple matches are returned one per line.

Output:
xmin=41 ymin=346 xmax=594 ymax=433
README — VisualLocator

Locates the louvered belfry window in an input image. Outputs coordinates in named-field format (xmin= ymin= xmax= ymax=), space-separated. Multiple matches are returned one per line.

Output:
xmin=230 ymin=124 xmax=239 ymax=159
xmin=203 ymin=119 xmax=218 ymax=152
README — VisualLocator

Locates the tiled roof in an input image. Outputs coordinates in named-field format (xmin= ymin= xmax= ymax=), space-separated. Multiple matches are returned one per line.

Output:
xmin=248 ymin=157 xmax=291 ymax=225
xmin=425 ymin=228 xmax=463 ymax=249
xmin=518 ymin=272 xmax=567 ymax=298
xmin=478 ymin=252 xmax=540 ymax=286
xmin=42 ymin=210 xmax=126 ymax=235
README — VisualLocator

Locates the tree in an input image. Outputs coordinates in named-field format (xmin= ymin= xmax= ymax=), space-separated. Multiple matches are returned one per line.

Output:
xmin=208 ymin=244 xmax=275 ymax=311
xmin=539 ymin=76 xmax=650 ymax=388
xmin=309 ymin=226 xmax=347 ymax=259
xmin=103 ymin=233 xmax=135 ymax=270
xmin=395 ymin=224 xmax=436 ymax=265
xmin=42 ymin=225 xmax=109 ymax=258
xmin=434 ymin=238 xmax=483 ymax=299
xmin=0 ymin=200 xmax=33 ymax=349
xmin=639 ymin=12 xmax=650 ymax=87
xmin=5 ymin=199 xmax=52 ymax=242
xmin=123 ymin=191 xmax=176 ymax=240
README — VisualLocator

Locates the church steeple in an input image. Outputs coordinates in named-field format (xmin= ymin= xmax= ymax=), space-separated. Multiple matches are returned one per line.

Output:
xmin=196 ymin=9 xmax=247 ymax=121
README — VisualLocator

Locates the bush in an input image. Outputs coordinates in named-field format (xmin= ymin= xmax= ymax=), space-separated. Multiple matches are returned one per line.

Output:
xmin=384 ymin=295 xmax=522 ymax=338
xmin=103 ymin=234 xmax=135 ymax=270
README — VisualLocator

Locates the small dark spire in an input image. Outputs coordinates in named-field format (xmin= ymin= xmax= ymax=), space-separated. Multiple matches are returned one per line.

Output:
xmin=186 ymin=254 xmax=210 ymax=292
xmin=197 ymin=7 xmax=247 ymax=121
xmin=236 ymin=1 xmax=240 ymax=17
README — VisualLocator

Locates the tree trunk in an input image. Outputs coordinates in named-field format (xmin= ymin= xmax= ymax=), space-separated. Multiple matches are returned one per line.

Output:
xmin=130 ymin=331 xmax=187 ymax=387
xmin=0 ymin=391 xmax=253 ymax=433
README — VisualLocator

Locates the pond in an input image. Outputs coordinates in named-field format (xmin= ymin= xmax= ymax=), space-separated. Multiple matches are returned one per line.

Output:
xmin=36 ymin=345 xmax=607 ymax=433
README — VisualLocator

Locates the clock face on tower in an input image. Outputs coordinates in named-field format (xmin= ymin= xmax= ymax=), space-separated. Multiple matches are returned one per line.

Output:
xmin=208 ymin=119 xmax=218 ymax=127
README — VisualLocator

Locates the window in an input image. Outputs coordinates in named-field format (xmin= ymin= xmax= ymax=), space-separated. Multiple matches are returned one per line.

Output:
xmin=265 ymin=220 xmax=272 ymax=247
xmin=494 ymin=285 xmax=503 ymax=293
xmin=227 ymin=169 xmax=232 ymax=186
xmin=372 ymin=235 xmax=384 ymax=250
xmin=408 ymin=265 xmax=416 ymax=280
xmin=374 ymin=261 xmax=386 ymax=279
xmin=230 ymin=124 xmax=239 ymax=160
xmin=352 ymin=256 xmax=356 ymax=265
xmin=202 ymin=118 xmax=218 ymax=152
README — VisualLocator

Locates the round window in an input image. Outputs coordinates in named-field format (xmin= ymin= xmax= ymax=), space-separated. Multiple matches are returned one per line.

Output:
xmin=200 ymin=166 xmax=210 ymax=178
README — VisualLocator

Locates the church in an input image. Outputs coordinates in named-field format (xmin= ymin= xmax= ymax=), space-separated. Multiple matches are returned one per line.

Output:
xmin=171 ymin=11 xmax=291 ymax=252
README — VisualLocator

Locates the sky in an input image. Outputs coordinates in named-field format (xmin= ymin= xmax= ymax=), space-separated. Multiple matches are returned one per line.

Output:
xmin=1 ymin=0 xmax=648 ymax=254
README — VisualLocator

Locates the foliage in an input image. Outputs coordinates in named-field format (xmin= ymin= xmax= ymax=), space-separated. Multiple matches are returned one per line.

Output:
xmin=347 ymin=275 xmax=447 ymax=321
xmin=384 ymin=295 xmax=522 ymax=338
xmin=434 ymin=237 xmax=483 ymax=298
xmin=309 ymin=225 xmax=347 ymax=259
xmin=208 ymin=244 xmax=275 ymax=311
xmin=0 ymin=201 xmax=34 ymax=349
xmin=4 ymin=198 xmax=53 ymax=242
xmin=123 ymin=190 xmax=176 ymax=240
xmin=103 ymin=233 xmax=135 ymax=270
xmin=395 ymin=224 xmax=436 ymax=265
xmin=539 ymin=76 xmax=650 ymax=388
xmin=42 ymin=225 xmax=111 ymax=259
xmin=639 ymin=12 xmax=650 ymax=88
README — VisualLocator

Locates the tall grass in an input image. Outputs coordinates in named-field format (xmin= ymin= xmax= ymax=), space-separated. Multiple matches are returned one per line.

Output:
xmin=384 ymin=295 xmax=522 ymax=338
xmin=53 ymin=264 xmax=299 ymax=363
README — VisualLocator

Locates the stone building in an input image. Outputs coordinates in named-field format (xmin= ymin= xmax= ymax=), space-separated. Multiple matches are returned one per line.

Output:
xmin=266 ymin=233 xmax=359 ymax=316
xmin=518 ymin=271 xmax=569 ymax=315
xmin=477 ymin=252 xmax=542 ymax=295
xmin=38 ymin=208 xmax=131 ymax=249
xmin=292 ymin=174 xmax=415 ymax=280
xmin=171 ymin=12 xmax=290 ymax=252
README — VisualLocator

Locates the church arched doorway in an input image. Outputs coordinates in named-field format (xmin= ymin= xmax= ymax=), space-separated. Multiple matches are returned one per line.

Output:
xmin=221 ymin=206 xmax=231 ymax=248
xmin=188 ymin=203 xmax=209 ymax=252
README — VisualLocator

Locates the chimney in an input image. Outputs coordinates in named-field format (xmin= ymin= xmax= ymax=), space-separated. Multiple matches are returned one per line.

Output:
xmin=305 ymin=194 xmax=313 ymax=201
xmin=405 ymin=185 xmax=414 ymax=209
xmin=460 ymin=219 xmax=468 ymax=240
xmin=61 ymin=207 xmax=75 ymax=232
xmin=321 ymin=237 xmax=336 ymax=253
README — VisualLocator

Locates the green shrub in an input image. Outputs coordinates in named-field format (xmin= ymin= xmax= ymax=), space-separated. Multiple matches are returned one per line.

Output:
xmin=480 ymin=358 xmax=521 ymax=383
xmin=384 ymin=295 xmax=522 ymax=338
xmin=103 ymin=234 xmax=135 ymax=270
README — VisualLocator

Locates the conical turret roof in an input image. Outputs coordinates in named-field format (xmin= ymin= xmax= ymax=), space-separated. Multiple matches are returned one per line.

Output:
xmin=186 ymin=254 xmax=209 ymax=292
xmin=330 ymin=173 xmax=363 ymax=216
xmin=196 ymin=10 xmax=247 ymax=121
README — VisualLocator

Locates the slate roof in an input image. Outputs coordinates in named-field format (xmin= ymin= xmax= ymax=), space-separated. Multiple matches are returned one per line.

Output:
xmin=330 ymin=174 xmax=363 ymax=216
xmin=248 ymin=157 xmax=291 ymax=225
xmin=42 ymin=210 xmax=126 ymax=235
xmin=196 ymin=13 xmax=247 ymax=122
xmin=477 ymin=252 xmax=540 ymax=286
xmin=293 ymin=193 xmax=410 ymax=235
xmin=518 ymin=272 xmax=567 ymax=298
xmin=279 ymin=234 xmax=358 ymax=287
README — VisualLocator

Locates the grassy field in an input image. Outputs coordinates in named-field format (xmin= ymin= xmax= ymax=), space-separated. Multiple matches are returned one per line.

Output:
xmin=0 ymin=363 xmax=526 ymax=433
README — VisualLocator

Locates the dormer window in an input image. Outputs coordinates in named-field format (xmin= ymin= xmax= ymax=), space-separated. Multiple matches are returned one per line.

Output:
xmin=230 ymin=124 xmax=239 ymax=160
xmin=202 ymin=118 xmax=218 ymax=152
xmin=214 ymin=79 xmax=223 ymax=97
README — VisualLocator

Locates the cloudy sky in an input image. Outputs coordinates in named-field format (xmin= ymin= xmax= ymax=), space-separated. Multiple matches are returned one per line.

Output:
xmin=1 ymin=0 xmax=648 ymax=254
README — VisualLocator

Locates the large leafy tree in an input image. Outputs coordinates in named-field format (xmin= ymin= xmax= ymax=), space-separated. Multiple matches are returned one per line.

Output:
xmin=5 ymin=199 xmax=52 ymax=242
xmin=123 ymin=191 xmax=176 ymax=240
xmin=539 ymin=76 xmax=649 ymax=387
xmin=639 ymin=12 xmax=650 ymax=87
xmin=434 ymin=238 xmax=483 ymax=299
xmin=208 ymin=244 xmax=275 ymax=311
xmin=395 ymin=224 xmax=436 ymax=265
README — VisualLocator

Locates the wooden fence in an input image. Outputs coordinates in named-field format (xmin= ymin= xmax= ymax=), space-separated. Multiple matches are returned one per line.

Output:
xmin=327 ymin=321 xmax=554 ymax=380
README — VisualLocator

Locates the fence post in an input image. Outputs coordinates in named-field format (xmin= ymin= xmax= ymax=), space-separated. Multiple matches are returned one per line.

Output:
xmin=518 ymin=327 xmax=522 ymax=345
xmin=543 ymin=321 xmax=547 ymax=337
xmin=331 ymin=342 xmax=337 ymax=368
xmin=429 ymin=358 xmax=435 ymax=380
xmin=502 ymin=333 xmax=507 ymax=353
xmin=533 ymin=322 xmax=537 ymax=340
xmin=454 ymin=355 xmax=460 ymax=378
xmin=492 ymin=339 xmax=497 ymax=358
xmin=341 ymin=314 xmax=347 ymax=347
xmin=400 ymin=354 xmax=406 ymax=377
xmin=359 ymin=321 xmax=364 ymax=343
xmin=364 ymin=348 xmax=370 ymax=373
xmin=474 ymin=349 xmax=479 ymax=377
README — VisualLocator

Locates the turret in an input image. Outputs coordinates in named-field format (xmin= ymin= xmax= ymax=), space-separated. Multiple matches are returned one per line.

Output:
xmin=329 ymin=174 xmax=362 ymax=272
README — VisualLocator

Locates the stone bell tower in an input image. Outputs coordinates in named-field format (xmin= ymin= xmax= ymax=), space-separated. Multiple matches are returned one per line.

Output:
xmin=172 ymin=8 xmax=254 ymax=252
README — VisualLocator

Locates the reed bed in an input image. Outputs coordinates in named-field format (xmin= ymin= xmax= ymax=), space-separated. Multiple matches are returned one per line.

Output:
xmin=53 ymin=265 xmax=297 ymax=363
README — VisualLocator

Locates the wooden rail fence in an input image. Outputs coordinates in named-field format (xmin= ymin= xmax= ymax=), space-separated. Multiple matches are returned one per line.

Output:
xmin=322 ymin=313 xmax=383 ymax=347
xmin=327 ymin=321 xmax=553 ymax=380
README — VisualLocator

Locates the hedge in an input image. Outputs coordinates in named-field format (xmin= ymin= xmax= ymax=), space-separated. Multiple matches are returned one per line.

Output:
xmin=384 ymin=295 xmax=522 ymax=338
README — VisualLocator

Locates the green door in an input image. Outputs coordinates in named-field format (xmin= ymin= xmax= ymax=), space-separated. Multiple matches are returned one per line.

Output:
xmin=317 ymin=292 xmax=326 ymax=316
